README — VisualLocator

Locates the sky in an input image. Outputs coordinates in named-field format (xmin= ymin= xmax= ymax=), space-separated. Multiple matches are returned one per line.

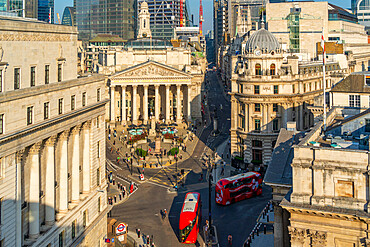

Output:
xmin=55 ymin=0 xmax=351 ymax=35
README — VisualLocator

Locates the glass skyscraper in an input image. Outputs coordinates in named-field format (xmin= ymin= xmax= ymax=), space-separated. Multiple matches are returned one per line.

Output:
xmin=352 ymin=0 xmax=370 ymax=29
xmin=0 ymin=0 xmax=54 ymax=21
xmin=38 ymin=0 xmax=54 ymax=23
xmin=62 ymin=7 xmax=75 ymax=26
xmin=76 ymin=0 xmax=136 ymax=41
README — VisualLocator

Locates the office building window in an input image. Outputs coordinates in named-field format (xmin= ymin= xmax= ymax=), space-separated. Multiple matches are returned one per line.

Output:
xmin=292 ymin=84 xmax=295 ymax=93
xmin=97 ymin=141 xmax=100 ymax=158
xmin=0 ymin=114 xmax=3 ymax=134
xmin=254 ymin=103 xmax=261 ymax=112
xmin=14 ymin=68 xmax=20 ymax=90
xmin=45 ymin=65 xmax=49 ymax=84
xmin=273 ymin=85 xmax=279 ymax=94
xmin=97 ymin=167 xmax=100 ymax=186
xmin=349 ymin=95 xmax=360 ymax=107
xmin=270 ymin=64 xmax=276 ymax=75
xmin=273 ymin=119 xmax=279 ymax=131
xmin=0 ymin=69 xmax=3 ymax=92
xmin=82 ymin=92 xmax=86 ymax=107
xmin=366 ymin=119 xmax=370 ymax=132
xmin=254 ymin=85 xmax=260 ymax=95
xmin=30 ymin=66 xmax=36 ymax=87
xmin=98 ymin=197 xmax=101 ymax=212
xmin=57 ymin=64 xmax=62 ymax=82
xmin=71 ymin=220 xmax=76 ymax=239
xmin=255 ymin=63 xmax=261 ymax=75
xmin=254 ymin=119 xmax=261 ymax=131
xmin=44 ymin=102 xmax=49 ymax=120
xmin=71 ymin=95 xmax=75 ymax=111
xmin=273 ymin=104 xmax=278 ymax=112
xmin=27 ymin=106 xmax=33 ymax=125
xmin=97 ymin=88 xmax=100 ymax=102
xmin=58 ymin=98 xmax=63 ymax=115
xmin=83 ymin=210 xmax=88 ymax=228
xmin=59 ymin=230 xmax=64 ymax=247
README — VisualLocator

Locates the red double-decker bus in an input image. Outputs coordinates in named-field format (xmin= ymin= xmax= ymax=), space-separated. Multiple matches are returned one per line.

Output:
xmin=179 ymin=192 xmax=202 ymax=244
xmin=215 ymin=172 xmax=262 ymax=205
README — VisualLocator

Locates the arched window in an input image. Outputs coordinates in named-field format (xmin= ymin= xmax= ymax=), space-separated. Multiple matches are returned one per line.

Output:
xmin=270 ymin=64 xmax=276 ymax=75
xmin=144 ymin=19 xmax=146 ymax=28
xmin=255 ymin=63 xmax=261 ymax=75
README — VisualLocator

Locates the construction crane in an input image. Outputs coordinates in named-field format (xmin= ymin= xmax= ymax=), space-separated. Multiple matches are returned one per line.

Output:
xmin=56 ymin=13 xmax=61 ymax=24
xmin=199 ymin=0 xmax=203 ymax=36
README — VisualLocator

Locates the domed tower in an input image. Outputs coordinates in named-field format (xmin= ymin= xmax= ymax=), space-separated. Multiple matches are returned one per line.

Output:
xmin=137 ymin=1 xmax=152 ymax=39
xmin=230 ymin=26 xmax=317 ymax=168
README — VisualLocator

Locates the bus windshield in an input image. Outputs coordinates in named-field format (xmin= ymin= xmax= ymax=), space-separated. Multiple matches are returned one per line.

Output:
xmin=180 ymin=217 xmax=196 ymax=242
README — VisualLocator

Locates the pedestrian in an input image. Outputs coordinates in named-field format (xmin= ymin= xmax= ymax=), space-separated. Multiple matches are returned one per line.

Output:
xmin=164 ymin=209 xmax=167 ymax=218
xmin=146 ymin=235 xmax=150 ymax=244
xmin=142 ymin=167 xmax=144 ymax=174
xmin=137 ymin=228 xmax=141 ymax=238
xmin=108 ymin=134 xmax=111 ymax=140
xmin=228 ymin=234 xmax=232 ymax=246
xmin=220 ymin=167 xmax=225 ymax=176
xmin=113 ymin=140 xmax=115 ymax=145
xmin=160 ymin=209 xmax=164 ymax=219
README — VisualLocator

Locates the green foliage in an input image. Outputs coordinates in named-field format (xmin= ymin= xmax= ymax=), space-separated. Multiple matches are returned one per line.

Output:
xmin=136 ymin=148 xmax=148 ymax=157
xmin=168 ymin=147 xmax=179 ymax=156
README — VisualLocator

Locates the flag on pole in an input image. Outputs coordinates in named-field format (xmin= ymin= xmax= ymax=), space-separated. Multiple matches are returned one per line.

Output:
xmin=48 ymin=8 xmax=51 ymax=24
xmin=321 ymin=30 xmax=325 ymax=64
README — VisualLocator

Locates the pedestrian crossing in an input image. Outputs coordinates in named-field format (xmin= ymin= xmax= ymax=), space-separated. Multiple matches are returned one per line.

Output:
xmin=148 ymin=166 xmax=192 ymax=188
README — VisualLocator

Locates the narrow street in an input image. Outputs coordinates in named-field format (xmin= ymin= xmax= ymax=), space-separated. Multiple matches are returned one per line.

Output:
xmin=108 ymin=71 xmax=272 ymax=246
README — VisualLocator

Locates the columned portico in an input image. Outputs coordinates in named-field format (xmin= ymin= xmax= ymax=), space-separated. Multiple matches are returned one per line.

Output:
xmin=29 ymin=142 xmax=42 ymax=239
xmin=45 ymin=136 xmax=57 ymax=226
xmin=108 ymin=61 xmax=199 ymax=125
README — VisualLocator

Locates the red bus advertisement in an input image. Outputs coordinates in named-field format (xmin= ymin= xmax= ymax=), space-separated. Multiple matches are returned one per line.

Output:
xmin=215 ymin=172 xmax=262 ymax=205
xmin=179 ymin=192 xmax=202 ymax=244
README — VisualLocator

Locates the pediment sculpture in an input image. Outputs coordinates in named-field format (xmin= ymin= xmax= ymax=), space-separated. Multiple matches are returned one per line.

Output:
xmin=125 ymin=64 xmax=178 ymax=77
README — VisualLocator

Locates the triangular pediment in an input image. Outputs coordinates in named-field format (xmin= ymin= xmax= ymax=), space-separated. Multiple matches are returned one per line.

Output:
xmin=109 ymin=60 xmax=192 ymax=79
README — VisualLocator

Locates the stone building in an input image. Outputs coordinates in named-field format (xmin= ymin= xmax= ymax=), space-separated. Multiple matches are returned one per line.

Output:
xmin=94 ymin=2 xmax=206 ymax=126
xmin=282 ymin=107 xmax=370 ymax=246
xmin=0 ymin=16 xmax=108 ymax=246
xmin=230 ymin=26 xmax=347 ymax=167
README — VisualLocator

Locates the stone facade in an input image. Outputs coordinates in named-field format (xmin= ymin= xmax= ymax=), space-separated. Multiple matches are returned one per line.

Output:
xmin=229 ymin=27 xmax=348 ymax=166
xmin=282 ymin=108 xmax=370 ymax=246
xmin=0 ymin=16 xmax=108 ymax=247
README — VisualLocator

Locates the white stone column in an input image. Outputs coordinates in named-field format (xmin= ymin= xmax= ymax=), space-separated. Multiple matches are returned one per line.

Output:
xmin=15 ymin=150 xmax=24 ymax=247
xmin=248 ymin=104 xmax=253 ymax=132
xmin=82 ymin=121 xmax=91 ymax=196
xmin=144 ymin=85 xmax=149 ymax=124
xmin=29 ymin=142 xmax=42 ymax=238
xmin=245 ymin=103 xmax=249 ymax=132
xmin=283 ymin=103 xmax=288 ymax=129
xmin=110 ymin=86 xmax=115 ymax=122
xmin=187 ymin=86 xmax=191 ymax=121
xmin=132 ymin=85 xmax=138 ymax=124
xmin=45 ymin=136 xmax=57 ymax=226
xmin=299 ymin=103 xmax=303 ymax=130
xmin=58 ymin=131 xmax=69 ymax=218
xmin=166 ymin=85 xmax=170 ymax=123
xmin=176 ymin=84 xmax=182 ymax=123
xmin=122 ymin=86 xmax=126 ymax=124
xmin=70 ymin=126 xmax=81 ymax=206
xmin=155 ymin=85 xmax=160 ymax=121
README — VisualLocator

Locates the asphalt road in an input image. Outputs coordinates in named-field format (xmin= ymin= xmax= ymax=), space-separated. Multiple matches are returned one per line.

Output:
xmin=108 ymin=71 xmax=272 ymax=247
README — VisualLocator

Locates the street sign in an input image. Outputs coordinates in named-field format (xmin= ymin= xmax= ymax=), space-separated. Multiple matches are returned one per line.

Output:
xmin=116 ymin=223 xmax=126 ymax=234
xmin=140 ymin=174 xmax=144 ymax=180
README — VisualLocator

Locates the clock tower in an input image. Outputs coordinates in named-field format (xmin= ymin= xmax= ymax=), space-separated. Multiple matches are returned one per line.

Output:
xmin=137 ymin=1 xmax=152 ymax=39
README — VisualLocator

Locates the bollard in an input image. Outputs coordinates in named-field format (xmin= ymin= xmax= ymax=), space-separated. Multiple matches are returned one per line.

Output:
xmin=119 ymin=194 xmax=122 ymax=200
xmin=264 ymin=224 xmax=267 ymax=234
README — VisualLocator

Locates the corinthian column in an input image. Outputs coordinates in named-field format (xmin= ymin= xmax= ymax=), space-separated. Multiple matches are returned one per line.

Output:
xmin=29 ymin=142 xmax=42 ymax=239
xmin=144 ymin=85 xmax=149 ymax=124
xmin=82 ymin=121 xmax=91 ymax=196
xmin=155 ymin=85 xmax=160 ymax=121
xmin=122 ymin=86 xmax=126 ymax=124
xmin=166 ymin=85 xmax=170 ymax=123
xmin=57 ymin=131 xmax=69 ymax=219
xmin=132 ymin=85 xmax=138 ymax=124
xmin=110 ymin=86 xmax=116 ymax=122
xmin=70 ymin=126 xmax=81 ymax=206
xmin=176 ymin=85 xmax=182 ymax=123
xmin=45 ymin=136 xmax=57 ymax=226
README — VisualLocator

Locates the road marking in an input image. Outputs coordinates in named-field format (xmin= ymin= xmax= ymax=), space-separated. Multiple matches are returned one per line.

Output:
xmin=146 ymin=180 xmax=171 ymax=189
